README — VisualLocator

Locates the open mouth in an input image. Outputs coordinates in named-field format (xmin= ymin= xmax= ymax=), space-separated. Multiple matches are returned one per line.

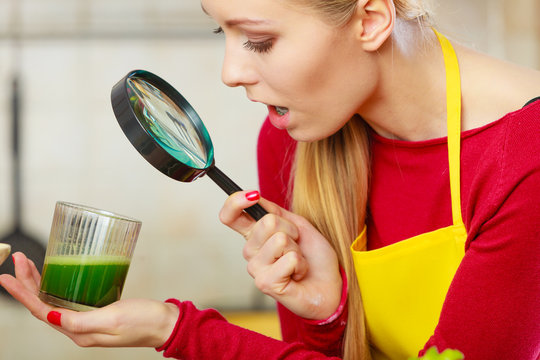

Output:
xmin=274 ymin=106 xmax=289 ymax=116
xmin=267 ymin=105 xmax=291 ymax=129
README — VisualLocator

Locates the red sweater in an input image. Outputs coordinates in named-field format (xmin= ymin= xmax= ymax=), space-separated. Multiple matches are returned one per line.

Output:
xmin=158 ymin=100 xmax=540 ymax=359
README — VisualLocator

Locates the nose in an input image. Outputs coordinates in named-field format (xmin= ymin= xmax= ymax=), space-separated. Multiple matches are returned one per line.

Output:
xmin=221 ymin=40 xmax=258 ymax=88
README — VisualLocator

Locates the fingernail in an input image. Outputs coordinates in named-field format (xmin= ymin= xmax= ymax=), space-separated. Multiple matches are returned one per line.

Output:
xmin=12 ymin=255 xmax=15 ymax=266
xmin=245 ymin=191 xmax=260 ymax=201
xmin=47 ymin=311 xmax=62 ymax=327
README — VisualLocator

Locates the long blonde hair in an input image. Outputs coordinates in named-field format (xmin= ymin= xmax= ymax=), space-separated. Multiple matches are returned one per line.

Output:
xmin=289 ymin=1 xmax=433 ymax=359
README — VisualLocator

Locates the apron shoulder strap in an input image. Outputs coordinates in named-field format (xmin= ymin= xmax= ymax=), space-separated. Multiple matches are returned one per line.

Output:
xmin=434 ymin=30 xmax=464 ymax=228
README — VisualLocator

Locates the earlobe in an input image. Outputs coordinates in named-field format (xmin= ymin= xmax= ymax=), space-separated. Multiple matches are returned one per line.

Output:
xmin=356 ymin=0 xmax=395 ymax=51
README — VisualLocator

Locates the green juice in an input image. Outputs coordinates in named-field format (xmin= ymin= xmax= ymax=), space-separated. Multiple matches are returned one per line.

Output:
xmin=40 ymin=255 xmax=131 ymax=307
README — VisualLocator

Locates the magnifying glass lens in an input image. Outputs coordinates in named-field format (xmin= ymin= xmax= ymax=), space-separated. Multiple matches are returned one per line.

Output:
xmin=112 ymin=69 xmax=267 ymax=221
xmin=126 ymin=77 xmax=209 ymax=169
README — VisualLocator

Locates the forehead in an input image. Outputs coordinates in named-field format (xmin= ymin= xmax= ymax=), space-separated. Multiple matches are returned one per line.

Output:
xmin=200 ymin=0 xmax=315 ymax=22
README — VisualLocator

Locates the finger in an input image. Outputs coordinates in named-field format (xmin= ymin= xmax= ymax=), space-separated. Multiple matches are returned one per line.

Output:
xmin=13 ymin=252 xmax=40 ymax=294
xmin=257 ymin=198 xmax=310 ymax=229
xmin=243 ymin=214 xmax=299 ymax=260
xmin=43 ymin=308 xmax=118 ymax=347
xmin=255 ymin=198 xmax=288 ymax=217
xmin=272 ymin=248 xmax=309 ymax=282
xmin=68 ymin=332 xmax=126 ymax=348
xmin=0 ymin=273 xmax=53 ymax=321
xmin=28 ymin=258 xmax=42 ymax=287
xmin=59 ymin=318 xmax=135 ymax=348
xmin=254 ymin=250 xmax=309 ymax=296
xmin=246 ymin=232 xmax=301 ymax=277
xmin=58 ymin=307 xmax=114 ymax=335
xmin=219 ymin=191 xmax=262 ymax=236
xmin=54 ymin=299 xmax=173 ymax=348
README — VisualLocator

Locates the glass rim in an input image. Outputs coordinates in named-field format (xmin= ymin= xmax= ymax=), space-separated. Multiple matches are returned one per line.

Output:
xmin=56 ymin=201 xmax=142 ymax=224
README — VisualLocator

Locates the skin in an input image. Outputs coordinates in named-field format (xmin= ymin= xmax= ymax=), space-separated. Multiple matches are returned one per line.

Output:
xmin=0 ymin=252 xmax=179 ymax=348
xmin=207 ymin=0 xmax=380 ymax=142
xmin=1 ymin=0 xmax=539 ymax=350
xmin=211 ymin=0 xmax=540 ymax=327
xmin=205 ymin=0 xmax=540 ymax=142
xmin=219 ymin=197 xmax=341 ymax=320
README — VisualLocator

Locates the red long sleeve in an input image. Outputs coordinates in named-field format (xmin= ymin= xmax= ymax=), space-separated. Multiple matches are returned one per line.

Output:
xmin=256 ymin=119 xmax=348 ymax=356
xmin=155 ymin=113 xmax=344 ymax=360
xmin=156 ymin=101 xmax=539 ymax=359
xmin=157 ymin=299 xmax=341 ymax=359
xmin=416 ymin=101 xmax=540 ymax=358
xmin=256 ymin=100 xmax=540 ymax=359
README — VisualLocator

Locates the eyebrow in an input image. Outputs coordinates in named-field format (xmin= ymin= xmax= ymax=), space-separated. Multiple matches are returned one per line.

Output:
xmin=201 ymin=3 xmax=209 ymax=15
xmin=200 ymin=3 xmax=273 ymax=27
xmin=224 ymin=18 xmax=273 ymax=27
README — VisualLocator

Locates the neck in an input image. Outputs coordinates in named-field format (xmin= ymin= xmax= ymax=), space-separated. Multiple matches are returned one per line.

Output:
xmin=358 ymin=23 xmax=448 ymax=141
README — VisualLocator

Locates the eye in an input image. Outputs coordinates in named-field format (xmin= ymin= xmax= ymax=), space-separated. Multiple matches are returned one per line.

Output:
xmin=213 ymin=26 xmax=273 ymax=54
xmin=243 ymin=39 xmax=273 ymax=53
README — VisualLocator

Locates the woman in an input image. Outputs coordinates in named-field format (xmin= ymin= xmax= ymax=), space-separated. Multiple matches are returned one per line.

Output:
xmin=1 ymin=0 xmax=539 ymax=359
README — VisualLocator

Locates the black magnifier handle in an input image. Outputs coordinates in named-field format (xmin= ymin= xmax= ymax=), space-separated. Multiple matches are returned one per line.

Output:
xmin=206 ymin=166 xmax=268 ymax=221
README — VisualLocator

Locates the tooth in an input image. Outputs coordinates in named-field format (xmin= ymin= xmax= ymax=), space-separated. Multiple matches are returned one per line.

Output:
xmin=275 ymin=106 xmax=288 ymax=116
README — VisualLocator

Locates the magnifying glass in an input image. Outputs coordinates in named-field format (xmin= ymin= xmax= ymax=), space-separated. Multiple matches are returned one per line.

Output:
xmin=110 ymin=69 xmax=267 ymax=221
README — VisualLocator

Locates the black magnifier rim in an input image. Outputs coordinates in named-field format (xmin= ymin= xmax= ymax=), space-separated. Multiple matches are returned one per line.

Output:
xmin=111 ymin=69 xmax=214 ymax=182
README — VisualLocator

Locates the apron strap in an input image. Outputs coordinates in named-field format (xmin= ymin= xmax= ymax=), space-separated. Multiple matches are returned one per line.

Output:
xmin=434 ymin=30 xmax=464 ymax=228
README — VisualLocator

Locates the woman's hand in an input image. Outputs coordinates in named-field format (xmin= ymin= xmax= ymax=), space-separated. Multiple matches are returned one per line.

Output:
xmin=220 ymin=191 xmax=342 ymax=321
xmin=0 ymin=252 xmax=179 ymax=348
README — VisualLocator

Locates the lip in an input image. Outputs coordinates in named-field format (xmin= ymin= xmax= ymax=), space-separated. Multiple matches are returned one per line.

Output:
xmin=267 ymin=105 xmax=290 ymax=130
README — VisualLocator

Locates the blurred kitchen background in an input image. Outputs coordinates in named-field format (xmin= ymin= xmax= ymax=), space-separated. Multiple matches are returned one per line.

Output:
xmin=0 ymin=0 xmax=538 ymax=359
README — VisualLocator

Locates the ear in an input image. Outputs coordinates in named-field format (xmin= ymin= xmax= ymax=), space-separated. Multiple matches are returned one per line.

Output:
xmin=353 ymin=0 xmax=395 ymax=51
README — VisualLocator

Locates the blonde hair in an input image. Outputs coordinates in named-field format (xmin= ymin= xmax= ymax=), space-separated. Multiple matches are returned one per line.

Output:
xmin=289 ymin=1 xmax=433 ymax=359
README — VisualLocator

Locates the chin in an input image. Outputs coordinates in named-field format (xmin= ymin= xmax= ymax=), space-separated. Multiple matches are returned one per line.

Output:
xmin=286 ymin=128 xmax=331 ymax=143
xmin=288 ymin=123 xmax=347 ymax=143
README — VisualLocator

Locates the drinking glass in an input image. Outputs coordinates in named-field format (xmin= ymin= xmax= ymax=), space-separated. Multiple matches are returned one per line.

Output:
xmin=38 ymin=201 xmax=141 ymax=311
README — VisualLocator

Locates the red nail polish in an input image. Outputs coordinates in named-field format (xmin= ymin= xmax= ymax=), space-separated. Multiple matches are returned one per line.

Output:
xmin=47 ymin=311 xmax=62 ymax=327
xmin=12 ymin=255 xmax=15 ymax=266
xmin=245 ymin=191 xmax=260 ymax=201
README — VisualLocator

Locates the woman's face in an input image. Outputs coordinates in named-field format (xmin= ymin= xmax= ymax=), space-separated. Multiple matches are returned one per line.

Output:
xmin=202 ymin=0 xmax=378 ymax=141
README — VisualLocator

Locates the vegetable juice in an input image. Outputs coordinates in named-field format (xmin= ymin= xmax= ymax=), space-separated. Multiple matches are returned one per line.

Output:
xmin=40 ymin=255 xmax=131 ymax=307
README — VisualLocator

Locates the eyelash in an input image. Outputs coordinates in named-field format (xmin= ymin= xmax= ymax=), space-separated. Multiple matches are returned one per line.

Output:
xmin=213 ymin=26 xmax=274 ymax=54
xmin=243 ymin=40 xmax=273 ymax=53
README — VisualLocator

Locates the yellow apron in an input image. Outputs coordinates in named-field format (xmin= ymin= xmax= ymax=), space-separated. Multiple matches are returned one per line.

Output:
xmin=350 ymin=31 xmax=467 ymax=360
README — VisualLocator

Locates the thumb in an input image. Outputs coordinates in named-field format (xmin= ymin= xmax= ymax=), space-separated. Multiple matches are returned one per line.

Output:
xmin=257 ymin=197 xmax=310 ymax=229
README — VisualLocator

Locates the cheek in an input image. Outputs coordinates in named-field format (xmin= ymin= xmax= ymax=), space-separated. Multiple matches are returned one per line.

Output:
xmin=293 ymin=43 xmax=370 ymax=109
xmin=313 ymin=55 xmax=378 ymax=120
xmin=261 ymin=35 xmax=375 ymax=140
xmin=260 ymin=58 xmax=315 ymax=97
xmin=289 ymin=70 xmax=374 ymax=142
xmin=262 ymin=34 xmax=342 ymax=96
